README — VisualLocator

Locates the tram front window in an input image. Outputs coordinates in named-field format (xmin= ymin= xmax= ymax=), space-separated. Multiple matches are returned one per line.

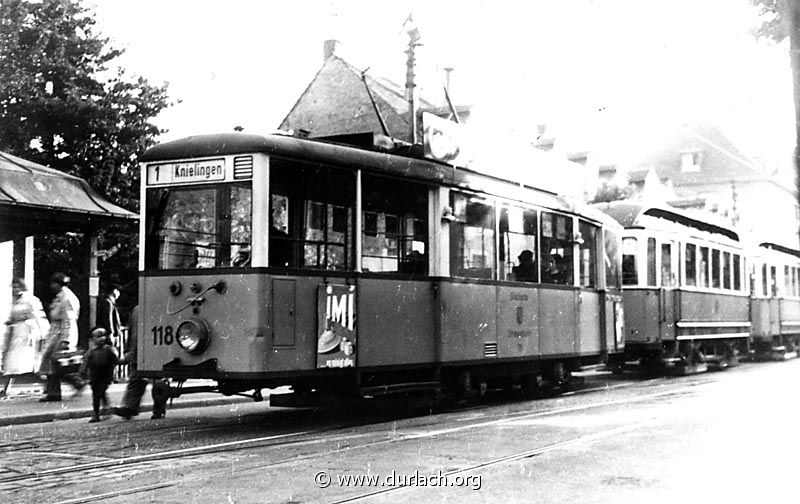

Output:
xmin=145 ymin=183 xmax=252 ymax=270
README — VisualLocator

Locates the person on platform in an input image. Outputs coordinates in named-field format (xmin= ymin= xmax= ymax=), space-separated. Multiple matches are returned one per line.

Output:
xmin=96 ymin=284 xmax=122 ymax=348
xmin=39 ymin=272 xmax=84 ymax=402
xmin=113 ymin=306 xmax=166 ymax=420
xmin=81 ymin=327 xmax=118 ymax=422
xmin=0 ymin=278 xmax=49 ymax=397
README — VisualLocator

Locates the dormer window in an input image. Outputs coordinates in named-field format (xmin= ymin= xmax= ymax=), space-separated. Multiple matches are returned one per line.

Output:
xmin=681 ymin=151 xmax=703 ymax=172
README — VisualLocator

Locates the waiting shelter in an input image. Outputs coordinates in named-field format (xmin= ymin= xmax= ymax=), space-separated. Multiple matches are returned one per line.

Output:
xmin=0 ymin=150 xmax=137 ymax=347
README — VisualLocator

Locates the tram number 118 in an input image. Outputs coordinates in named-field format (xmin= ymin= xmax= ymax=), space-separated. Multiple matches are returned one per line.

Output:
xmin=152 ymin=325 xmax=175 ymax=345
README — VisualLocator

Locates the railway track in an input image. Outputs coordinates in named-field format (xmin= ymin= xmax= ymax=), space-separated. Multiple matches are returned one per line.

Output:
xmin=0 ymin=373 xmax=718 ymax=503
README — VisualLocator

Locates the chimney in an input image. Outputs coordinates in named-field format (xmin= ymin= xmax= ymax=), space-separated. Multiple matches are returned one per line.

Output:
xmin=323 ymin=40 xmax=341 ymax=61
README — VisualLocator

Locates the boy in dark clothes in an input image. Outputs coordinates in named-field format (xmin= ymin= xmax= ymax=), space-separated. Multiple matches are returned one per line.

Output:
xmin=82 ymin=328 xmax=119 ymax=423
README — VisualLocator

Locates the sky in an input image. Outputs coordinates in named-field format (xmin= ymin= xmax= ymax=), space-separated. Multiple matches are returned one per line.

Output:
xmin=91 ymin=0 xmax=795 ymax=172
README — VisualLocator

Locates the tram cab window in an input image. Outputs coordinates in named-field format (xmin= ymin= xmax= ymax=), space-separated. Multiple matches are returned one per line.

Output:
xmin=604 ymin=229 xmax=622 ymax=290
xmin=541 ymin=212 xmax=573 ymax=285
xmin=269 ymin=160 xmax=354 ymax=270
xmin=145 ymin=183 xmax=252 ymax=270
xmin=622 ymin=237 xmax=638 ymax=285
xmin=733 ymin=255 xmax=742 ymax=291
xmin=361 ymin=175 xmax=428 ymax=275
xmin=500 ymin=205 xmax=537 ymax=282
xmin=578 ymin=221 xmax=598 ymax=288
xmin=449 ymin=192 xmax=495 ymax=279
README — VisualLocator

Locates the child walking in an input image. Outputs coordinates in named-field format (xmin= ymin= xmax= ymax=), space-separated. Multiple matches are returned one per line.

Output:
xmin=82 ymin=328 xmax=118 ymax=423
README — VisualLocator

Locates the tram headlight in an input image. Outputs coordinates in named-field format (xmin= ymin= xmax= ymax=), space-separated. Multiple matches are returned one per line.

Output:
xmin=176 ymin=318 xmax=211 ymax=354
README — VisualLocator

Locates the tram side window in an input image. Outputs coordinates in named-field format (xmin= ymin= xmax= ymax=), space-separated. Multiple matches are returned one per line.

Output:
xmin=541 ymin=212 xmax=573 ymax=285
xmin=622 ymin=237 xmax=638 ymax=285
xmin=761 ymin=264 xmax=769 ymax=296
xmin=604 ymin=229 xmax=622 ymax=290
xmin=579 ymin=221 xmax=598 ymax=288
xmin=770 ymin=265 xmax=778 ymax=296
xmin=646 ymin=238 xmax=656 ymax=287
xmin=722 ymin=252 xmax=731 ymax=290
xmin=733 ymin=254 xmax=741 ymax=291
xmin=785 ymin=266 xmax=791 ymax=296
xmin=450 ymin=192 xmax=495 ymax=279
xmin=269 ymin=160 xmax=354 ymax=270
xmin=793 ymin=267 xmax=799 ymax=296
xmin=699 ymin=247 xmax=710 ymax=288
xmin=685 ymin=244 xmax=697 ymax=287
xmin=501 ymin=205 xmax=537 ymax=282
xmin=361 ymin=175 xmax=428 ymax=274
xmin=661 ymin=243 xmax=674 ymax=287
xmin=711 ymin=249 xmax=721 ymax=289
xmin=145 ymin=183 xmax=252 ymax=270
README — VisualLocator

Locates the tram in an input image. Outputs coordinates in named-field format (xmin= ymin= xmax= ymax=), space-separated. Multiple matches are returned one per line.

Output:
xmin=136 ymin=132 xmax=625 ymax=403
xmin=597 ymin=202 xmax=750 ymax=373
xmin=749 ymin=242 xmax=800 ymax=359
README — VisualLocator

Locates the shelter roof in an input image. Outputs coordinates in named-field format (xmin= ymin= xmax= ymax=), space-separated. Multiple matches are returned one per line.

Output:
xmin=0 ymin=151 xmax=136 ymax=240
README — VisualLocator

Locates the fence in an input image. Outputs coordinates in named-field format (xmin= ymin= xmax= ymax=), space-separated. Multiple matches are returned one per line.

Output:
xmin=114 ymin=325 xmax=130 ymax=381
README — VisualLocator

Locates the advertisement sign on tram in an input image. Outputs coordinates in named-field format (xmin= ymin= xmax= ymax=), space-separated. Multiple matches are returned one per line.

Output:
xmin=316 ymin=284 xmax=357 ymax=368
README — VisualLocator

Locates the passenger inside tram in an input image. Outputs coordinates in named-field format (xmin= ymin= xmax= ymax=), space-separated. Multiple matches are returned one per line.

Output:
xmin=543 ymin=254 xmax=567 ymax=284
xmin=512 ymin=250 xmax=537 ymax=282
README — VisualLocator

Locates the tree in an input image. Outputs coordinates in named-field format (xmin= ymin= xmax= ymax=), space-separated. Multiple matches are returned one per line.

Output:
xmin=0 ymin=0 xmax=171 ymax=304
xmin=752 ymin=0 xmax=800 ymax=247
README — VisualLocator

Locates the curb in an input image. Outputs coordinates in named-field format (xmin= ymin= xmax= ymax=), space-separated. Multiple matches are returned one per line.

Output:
xmin=0 ymin=395 xmax=251 ymax=427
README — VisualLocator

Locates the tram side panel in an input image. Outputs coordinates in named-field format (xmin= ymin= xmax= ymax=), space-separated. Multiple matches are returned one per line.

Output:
xmin=621 ymin=289 xmax=662 ymax=348
xmin=780 ymin=298 xmax=800 ymax=338
xmin=438 ymin=282 xmax=498 ymax=363
xmin=577 ymin=291 xmax=602 ymax=355
xmin=496 ymin=285 xmax=540 ymax=358
xmin=265 ymin=275 xmax=324 ymax=373
xmin=678 ymin=291 xmax=750 ymax=328
xmin=357 ymin=278 xmax=435 ymax=367
xmin=538 ymin=288 xmax=578 ymax=357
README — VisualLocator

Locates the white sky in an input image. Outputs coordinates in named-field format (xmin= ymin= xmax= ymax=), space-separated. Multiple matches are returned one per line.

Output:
xmin=92 ymin=0 xmax=795 ymax=171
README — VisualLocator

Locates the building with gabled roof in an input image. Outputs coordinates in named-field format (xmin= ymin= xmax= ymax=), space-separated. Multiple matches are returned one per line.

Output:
xmin=279 ymin=41 xmax=468 ymax=144
xmin=623 ymin=120 xmax=799 ymax=247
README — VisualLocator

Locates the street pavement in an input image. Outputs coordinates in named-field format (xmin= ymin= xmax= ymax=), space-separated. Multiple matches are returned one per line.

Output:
xmin=0 ymin=374 xmax=248 ymax=426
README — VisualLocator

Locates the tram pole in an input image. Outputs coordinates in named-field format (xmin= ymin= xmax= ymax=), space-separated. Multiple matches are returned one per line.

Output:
xmin=404 ymin=15 xmax=422 ymax=144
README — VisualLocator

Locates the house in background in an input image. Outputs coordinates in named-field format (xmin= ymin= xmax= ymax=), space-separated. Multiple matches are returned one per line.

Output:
xmin=279 ymin=40 xmax=469 ymax=144
xmin=599 ymin=121 xmax=799 ymax=248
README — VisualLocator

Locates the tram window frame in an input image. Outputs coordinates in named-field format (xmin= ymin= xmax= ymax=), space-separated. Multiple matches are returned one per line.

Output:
xmin=269 ymin=158 xmax=355 ymax=271
xmin=144 ymin=182 xmax=253 ymax=270
xmin=361 ymin=175 xmax=428 ymax=275
xmin=622 ymin=237 xmax=638 ymax=286
xmin=578 ymin=220 xmax=598 ymax=288
xmin=685 ymin=243 xmax=697 ymax=287
xmin=449 ymin=192 xmax=496 ymax=279
xmin=500 ymin=205 xmax=538 ymax=282
xmin=541 ymin=212 xmax=574 ymax=285
xmin=604 ymin=228 xmax=622 ymax=290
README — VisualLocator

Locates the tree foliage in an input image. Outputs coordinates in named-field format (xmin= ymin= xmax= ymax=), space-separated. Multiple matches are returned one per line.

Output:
xmin=0 ymin=0 xmax=171 ymax=301
xmin=751 ymin=0 xmax=787 ymax=42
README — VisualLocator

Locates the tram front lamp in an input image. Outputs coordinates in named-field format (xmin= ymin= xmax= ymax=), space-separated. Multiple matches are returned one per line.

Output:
xmin=176 ymin=318 xmax=210 ymax=354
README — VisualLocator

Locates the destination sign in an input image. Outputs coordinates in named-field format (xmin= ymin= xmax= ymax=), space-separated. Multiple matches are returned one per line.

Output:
xmin=146 ymin=158 xmax=226 ymax=185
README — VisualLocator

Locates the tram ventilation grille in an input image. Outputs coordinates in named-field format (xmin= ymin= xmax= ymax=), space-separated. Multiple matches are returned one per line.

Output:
xmin=484 ymin=342 xmax=498 ymax=357
xmin=233 ymin=156 xmax=254 ymax=179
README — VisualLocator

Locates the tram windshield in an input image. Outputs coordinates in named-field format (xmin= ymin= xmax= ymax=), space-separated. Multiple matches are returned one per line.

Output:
xmin=145 ymin=183 xmax=252 ymax=270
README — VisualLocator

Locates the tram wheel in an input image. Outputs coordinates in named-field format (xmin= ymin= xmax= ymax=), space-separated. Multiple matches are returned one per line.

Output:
xmin=552 ymin=361 xmax=572 ymax=388
xmin=520 ymin=373 xmax=541 ymax=398
xmin=456 ymin=370 xmax=474 ymax=401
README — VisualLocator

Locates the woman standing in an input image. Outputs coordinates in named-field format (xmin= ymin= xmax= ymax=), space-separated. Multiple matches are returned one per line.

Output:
xmin=39 ymin=272 xmax=82 ymax=401
xmin=0 ymin=278 xmax=49 ymax=397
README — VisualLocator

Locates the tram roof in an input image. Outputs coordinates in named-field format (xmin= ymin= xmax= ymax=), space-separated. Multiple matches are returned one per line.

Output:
xmin=141 ymin=133 xmax=597 ymax=218
xmin=759 ymin=242 xmax=800 ymax=258
xmin=595 ymin=201 xmax=740 ymax=242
